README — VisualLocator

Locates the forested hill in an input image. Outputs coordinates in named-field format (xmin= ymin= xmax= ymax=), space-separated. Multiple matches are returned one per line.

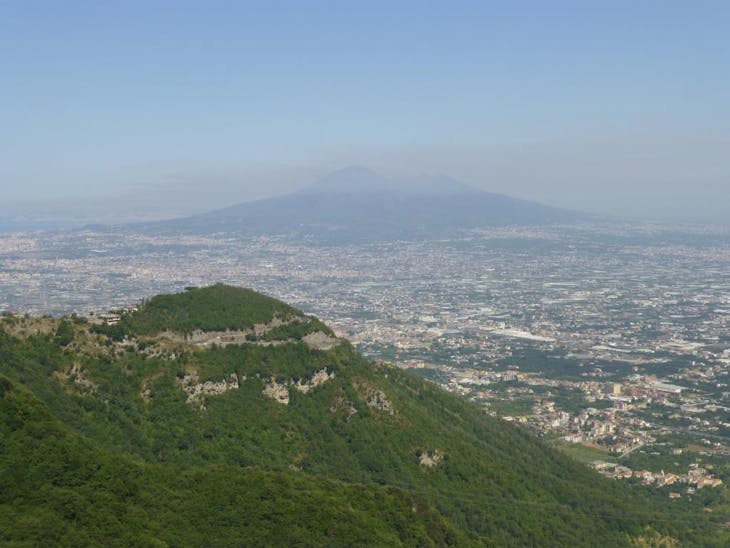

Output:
xmin=0 ymin=285 xmax=725 ymax=546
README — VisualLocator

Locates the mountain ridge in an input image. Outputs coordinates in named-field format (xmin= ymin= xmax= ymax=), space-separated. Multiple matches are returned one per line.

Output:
xmin=0 ymin=285 xmax=723 ymax=545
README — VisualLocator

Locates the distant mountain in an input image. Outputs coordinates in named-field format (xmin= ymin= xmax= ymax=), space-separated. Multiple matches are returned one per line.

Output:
xmin=143 ymin=167 xmax=586 ymax=240
xmin=0 ymin=284 xmax=723 ymax=545
xmin=305 ymin=166 xmax=475 ymax=195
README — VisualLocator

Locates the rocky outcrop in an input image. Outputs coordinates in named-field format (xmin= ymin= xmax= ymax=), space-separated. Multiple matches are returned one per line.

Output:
xmin=263 ymin=368 xmax=335 ymax=405
xmin=292 ymin=368 xmax=334 ymax=393
xmin=157 ymin=315 xmax=309 ymax=348
xmin=140 ymin=380 xmax=152 ymax=403
xmin=262 ymin=379 xmax=290 ymax=405
xmin=302 ymin=331 xmax=339 ymax=351
xmin=251 ymin=316 xmax=289 ymax=336
xmin=175 ymin=367 xmax=335 ymax=408
xmin=353 ymin=381 xmax=395 ymax=415
xmin=148 ymin=316 xmax=341 ymax=351
xmin=367 ymin=390 xmax=394 ymax=414
xmin=418 ymin=450 xmax=443 ymax=468
xmin=355 ymin=381 xmax=395 ymax=415
xmin=177 ymin=371 xmax=240 ymax=409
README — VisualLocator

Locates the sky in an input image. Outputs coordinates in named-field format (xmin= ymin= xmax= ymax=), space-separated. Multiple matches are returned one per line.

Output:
xmin=1 ymin=1 xmax=729 ymax=224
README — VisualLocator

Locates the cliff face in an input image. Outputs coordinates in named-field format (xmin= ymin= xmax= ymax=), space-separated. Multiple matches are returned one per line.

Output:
xmin=0 ymin=285 xmax=720 ymax=545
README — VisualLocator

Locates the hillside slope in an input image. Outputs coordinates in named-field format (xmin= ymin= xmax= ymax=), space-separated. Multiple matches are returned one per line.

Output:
xmin=0 ymin=376 xmax=465 ymax=546
xmin=0 ymin=285 xmax=724 ymax=545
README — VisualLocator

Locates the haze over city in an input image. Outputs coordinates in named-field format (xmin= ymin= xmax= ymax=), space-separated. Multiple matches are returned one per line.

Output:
xmin=2 ymin=1 xmax=729 ymax=225
xmin=4 ymin=3 xmax=730 ymax=544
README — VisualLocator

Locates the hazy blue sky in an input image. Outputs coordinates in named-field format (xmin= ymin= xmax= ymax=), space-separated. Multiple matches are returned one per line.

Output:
xmin=1 ymin=1 xmax=728 ymax=223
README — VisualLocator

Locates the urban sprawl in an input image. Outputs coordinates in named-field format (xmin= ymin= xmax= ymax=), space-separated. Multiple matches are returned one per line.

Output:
xmin=1 ymin=221 xmax=729 ymax=497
